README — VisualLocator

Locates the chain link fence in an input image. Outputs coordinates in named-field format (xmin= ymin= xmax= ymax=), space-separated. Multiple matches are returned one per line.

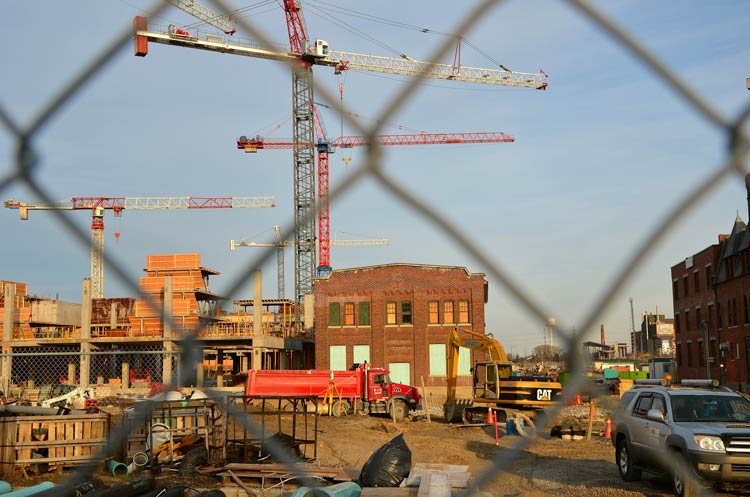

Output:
xmin=2 ymin=0 xmax=750 ymax=496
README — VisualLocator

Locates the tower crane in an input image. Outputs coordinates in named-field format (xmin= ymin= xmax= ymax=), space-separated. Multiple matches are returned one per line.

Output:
xmin=230 ymin=225 xmax=388 ymax=299
xmin=134 ymin=1 xmax=548 ymax=332
xmin=231 ymin=225 xmax=293 ymax=299
xmin=236 ymin=128 xmax=513 ymax=274
xmin=4 ymin=195 xmax=275 ymax=299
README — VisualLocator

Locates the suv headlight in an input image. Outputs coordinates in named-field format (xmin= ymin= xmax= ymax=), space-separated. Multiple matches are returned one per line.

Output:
xmin=693 ymin=435 xmax=725 ymax=452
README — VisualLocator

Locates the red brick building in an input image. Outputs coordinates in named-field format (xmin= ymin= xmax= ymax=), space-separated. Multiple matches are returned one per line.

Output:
xmin=313 ymin=264 xmax=487 ymax=390
xmin=671 ymin=243 xmax=722 ymax=380
xmin=672 ymin=201 xmax=750 ymax=390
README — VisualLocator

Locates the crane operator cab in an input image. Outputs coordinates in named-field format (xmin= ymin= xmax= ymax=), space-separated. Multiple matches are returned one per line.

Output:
xmin=307 ymin=39 xmax=329 ymax=58
xmin=473 ymin=362 xmax=513 ymax=400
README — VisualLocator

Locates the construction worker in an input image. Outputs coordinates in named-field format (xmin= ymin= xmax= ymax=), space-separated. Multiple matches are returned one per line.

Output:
xmin=0 ymin=391 xmax=6 ymax=405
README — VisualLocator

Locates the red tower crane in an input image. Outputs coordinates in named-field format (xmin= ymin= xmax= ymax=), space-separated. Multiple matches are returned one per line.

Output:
xmin=3 ymin=196 xmax=275 ymax=299
xmin=134 ymin=1 xmax=547 ymax=331
xmin=236 ymin=129 xmax=514 ymax=273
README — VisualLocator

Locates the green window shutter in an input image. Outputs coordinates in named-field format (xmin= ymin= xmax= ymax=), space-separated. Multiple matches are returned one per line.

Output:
xmin=329 ymin=302 xmax=340 ymax=326
xmin=358 ymin=302 xmax=370 ymax=325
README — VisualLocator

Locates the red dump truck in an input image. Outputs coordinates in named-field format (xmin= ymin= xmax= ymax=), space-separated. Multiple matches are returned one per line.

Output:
xmin=244 ymin=364 xmax=421 ymax=421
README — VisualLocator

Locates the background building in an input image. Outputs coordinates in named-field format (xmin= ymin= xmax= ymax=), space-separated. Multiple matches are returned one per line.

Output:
xmin=672 ymin=175 xmax=750 ymax=389
xmin=313 ymin=263 xmax=487 ymax=392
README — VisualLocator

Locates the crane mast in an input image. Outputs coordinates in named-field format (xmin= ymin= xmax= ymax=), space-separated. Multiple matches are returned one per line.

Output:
xmin=137 ymin=0 xmax=548 ymax=334
xmin=4 ymin=196 xmax=274 ymax=299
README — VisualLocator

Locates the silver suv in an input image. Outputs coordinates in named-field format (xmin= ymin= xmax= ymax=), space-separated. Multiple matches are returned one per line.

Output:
xmin=612 ymin=379 xmax=750 ymax=497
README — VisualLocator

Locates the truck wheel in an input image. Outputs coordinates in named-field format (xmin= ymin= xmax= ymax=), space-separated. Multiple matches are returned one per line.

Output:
xmin=672 ymin=453 xmax=702 ymax=497
xmin=616 ymin=438 xmax=641 ymax=482
xmin=332 ymin=400 xmax=350 ymax=417
xmin=391 ymin=400 xmax=408 ymax=422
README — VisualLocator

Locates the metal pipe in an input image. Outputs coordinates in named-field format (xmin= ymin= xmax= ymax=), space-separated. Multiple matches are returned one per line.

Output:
xmin=0 ymin=405 xmax=88 ymax=416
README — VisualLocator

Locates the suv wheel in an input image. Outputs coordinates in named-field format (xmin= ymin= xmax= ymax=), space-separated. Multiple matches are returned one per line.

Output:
xmin=616 ymin=438 xmax=642 ymax=481
xmin=672 ymin=454 xmax=701 ymax=497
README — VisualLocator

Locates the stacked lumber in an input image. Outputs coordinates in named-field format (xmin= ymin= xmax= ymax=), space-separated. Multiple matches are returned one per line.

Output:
xmin=360 ymin=463 xmax=469 ymax=497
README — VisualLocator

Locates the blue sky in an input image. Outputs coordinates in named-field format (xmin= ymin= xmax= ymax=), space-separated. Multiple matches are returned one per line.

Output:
xmin=2 ymin=1 xmax=749 ymax=355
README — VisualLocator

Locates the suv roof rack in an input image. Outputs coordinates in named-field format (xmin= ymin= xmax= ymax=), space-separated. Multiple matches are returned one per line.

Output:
xmin=679 ymin=379 xmax=720 ymax=388
xmin=633 ymin=378 xmax=722 ymax=389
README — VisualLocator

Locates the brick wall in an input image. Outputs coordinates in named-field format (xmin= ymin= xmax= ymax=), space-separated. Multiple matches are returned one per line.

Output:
xmin=314 ymin=264 xmax=487 ymax=389
xmin=672 ymin=244 xmax=721 ymax=380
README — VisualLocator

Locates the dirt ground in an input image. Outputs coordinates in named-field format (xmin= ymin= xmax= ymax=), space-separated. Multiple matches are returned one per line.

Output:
xmin=6 ymin=402 xmax=748 ymax=497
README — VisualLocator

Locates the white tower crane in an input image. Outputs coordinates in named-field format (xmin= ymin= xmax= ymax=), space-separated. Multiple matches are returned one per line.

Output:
xmin=4 ymin=195 xmax=274 ymax=298
xmin=134 ymin=1 xmax=548 ymax=332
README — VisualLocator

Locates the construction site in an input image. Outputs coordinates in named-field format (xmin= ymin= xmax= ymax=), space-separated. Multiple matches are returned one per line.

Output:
xmin=2 ymin=1 xmax=749 ymax=497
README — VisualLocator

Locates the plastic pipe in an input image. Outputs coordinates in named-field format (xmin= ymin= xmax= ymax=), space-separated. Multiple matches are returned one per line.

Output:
xmin=291 ymin=482 xmax=361 ymax=497
xmin=0 ymin=481 xmax=12 ymax=495
xmin=31 ymin=480 xmax=98 ymax=497
xmin=2 ymin=482 xmax=55 ymax=497
xmin=106 ymin=460 xmax=129 ymax=476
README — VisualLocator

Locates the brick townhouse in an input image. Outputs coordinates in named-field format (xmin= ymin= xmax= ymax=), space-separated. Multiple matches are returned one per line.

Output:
xmin=313 ymin=263 xmax=487 ymax=390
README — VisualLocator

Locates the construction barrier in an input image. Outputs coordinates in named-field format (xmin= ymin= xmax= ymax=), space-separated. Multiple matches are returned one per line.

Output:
xmin=0 ymin=414 xmax=110 ymax=478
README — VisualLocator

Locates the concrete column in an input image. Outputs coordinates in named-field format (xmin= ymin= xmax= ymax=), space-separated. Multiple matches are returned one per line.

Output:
xmin=162 ymin=276 xmax=174 ymax=385
xmin=196 ymin=355 xmax=204 ymax=388
xmin=251 ymin=348 xmax=262 ymax=370
xmin=253 ymin=270 xmax=262 ymax=336
xmin=80 ymin=279 xmax=91 ymax=387
xmin=163 ymin=276 xmax=173 ymax=338
xmin=68 ymin=363 xmax=77 ymax=385
xmin=240 ymin=354 xmax=249 ymax=372
xmin=280 ymin=351 xmax=288 ymax=369
xmin=122 ymin=361 xmax=130 ymax=390
xmin=2 ymin=284 xmax=15 ymax=394
xmin=216 ymin=350 xmax=224 ymax=388
xmin=110 ymin=302 xmax=118 ymax=330
xmin=163 ymin=342 xmax=175 ymax=385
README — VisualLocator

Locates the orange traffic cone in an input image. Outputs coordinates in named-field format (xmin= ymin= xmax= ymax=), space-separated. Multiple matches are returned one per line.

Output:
xmin=487 ymin=408 xmax=494 ymax=424
xmin=604 ymin=416 xmax=612 ymax=439
xmin=575 ymin=393 xmax=582 ymax=405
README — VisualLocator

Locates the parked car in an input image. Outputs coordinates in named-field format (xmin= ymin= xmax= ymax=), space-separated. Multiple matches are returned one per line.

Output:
xmin=611 ymin=378 xmax=750 ymax=497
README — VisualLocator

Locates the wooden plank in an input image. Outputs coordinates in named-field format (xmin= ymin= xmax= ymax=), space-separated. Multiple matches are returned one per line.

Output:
xmin=12 ymin=438 xmax=108 ymax=449
xmin=82 ymin=420 xmax=92 ymax=457
xmin=0 ymin=419 xmax=16 ymax=477
xmin=64 ymin=421 xmax=73 ymax=459
xmin=73 ymin=421 xmax=83 ymax=457
xmin=416 ymin=472 xmax=450 ymax=497
xmin=17 ymin=420 xmax=32 ymax=463
xmin=405 ymin=464 xmax=469 ymax=489
xmin=361 ymin=489 xmax=418 ymax=497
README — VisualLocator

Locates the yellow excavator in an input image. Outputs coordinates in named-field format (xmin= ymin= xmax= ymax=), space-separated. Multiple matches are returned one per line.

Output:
xmin=444 ymin=326 xmax=563 ymax=425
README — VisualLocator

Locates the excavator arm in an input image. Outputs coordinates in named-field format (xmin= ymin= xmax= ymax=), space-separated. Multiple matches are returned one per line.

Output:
xmin=445 ymin=327 xmax=513 ymax=417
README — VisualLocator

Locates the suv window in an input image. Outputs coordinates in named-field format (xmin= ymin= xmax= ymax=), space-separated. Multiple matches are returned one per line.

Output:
xmin=618 ymin=390 xmax=637 ymax=412
xmin=632 ymin=393 xmax=654 ymax=417
xmin=671 ymin=394 xmax=750 ymax=422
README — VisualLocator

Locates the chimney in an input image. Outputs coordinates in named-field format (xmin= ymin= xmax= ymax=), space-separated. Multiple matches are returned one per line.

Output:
xmin=600 ymin=324 xmax=606 ymax=345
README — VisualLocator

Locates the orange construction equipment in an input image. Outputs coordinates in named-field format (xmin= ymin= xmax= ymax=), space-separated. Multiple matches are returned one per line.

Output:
xmin=487 ymin=407 xmax=494 ymax=425
xmin=605 ymin=416 xmax=612 ymax=439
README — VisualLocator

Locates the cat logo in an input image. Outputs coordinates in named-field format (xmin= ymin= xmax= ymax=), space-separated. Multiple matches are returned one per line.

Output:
xmin=537 ymin=389 xmax=552 ymax=401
